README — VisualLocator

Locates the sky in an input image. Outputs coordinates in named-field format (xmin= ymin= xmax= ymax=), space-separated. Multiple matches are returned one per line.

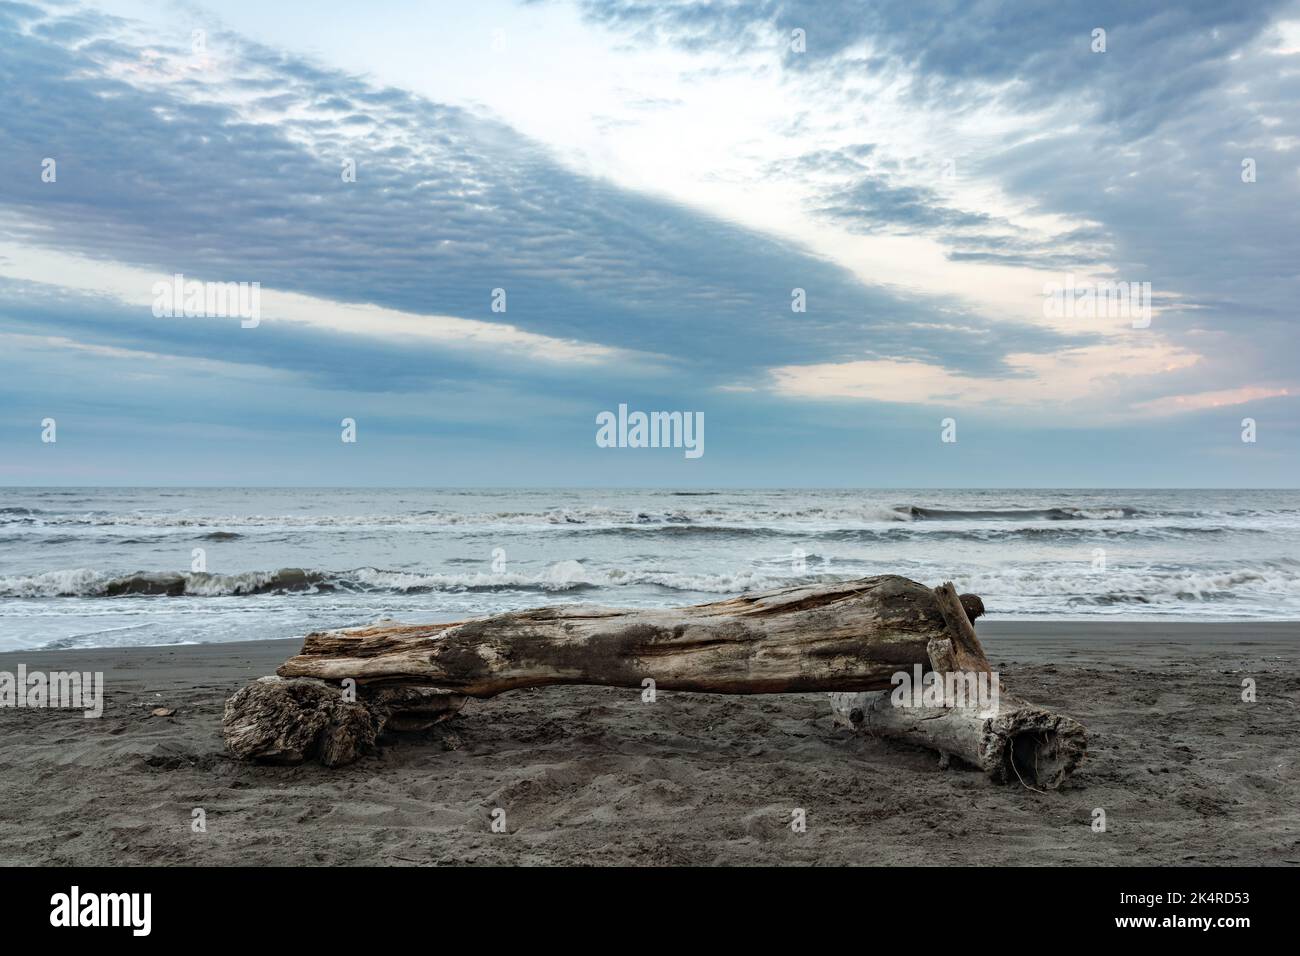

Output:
xmin=0 ymin=0 xmax=1297 ymax=487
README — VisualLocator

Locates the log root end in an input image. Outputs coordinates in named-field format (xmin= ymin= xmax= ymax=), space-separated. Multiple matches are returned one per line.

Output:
xmin=985 ymin=705 xmax=1087 ymax=791
xmin=223 ymin=676 xmax=465 ymax=767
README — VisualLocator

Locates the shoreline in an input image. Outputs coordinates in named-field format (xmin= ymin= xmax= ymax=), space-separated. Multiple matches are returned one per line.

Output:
xmin=2 ymin=622 xmax=1297 ymax=866
xmin=8 ymin=619 xmax=1300 ymax=660
xmin=9 ymin=618 xmax=1300 ymax=657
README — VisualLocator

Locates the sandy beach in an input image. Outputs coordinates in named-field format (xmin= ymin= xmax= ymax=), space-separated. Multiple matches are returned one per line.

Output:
xmin=1 ymin=622 xmax=1296 ymax=866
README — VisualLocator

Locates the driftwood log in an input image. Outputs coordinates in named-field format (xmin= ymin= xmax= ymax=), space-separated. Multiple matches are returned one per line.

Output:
xmin=828 ymin=691 xmax=1087 ymax=790
xmin=275 ymin=575 xmax=985 ymax=694
xmin=223 ymin=679 xmax=465 ymax=766
xmin=826 ymin=580 xmax=1086 ymax=790
xmin=223 ymin=575 xmax=1085 ymax=783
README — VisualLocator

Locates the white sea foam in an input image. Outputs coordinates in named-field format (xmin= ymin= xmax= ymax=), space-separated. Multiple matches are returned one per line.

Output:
xmin=0 ymin=562 xmax=791 ymax=598
xmin=2 ymin=488 xmax=1298 ymax=650
xmin=3 ymin=561 xmax=1298 ymax=608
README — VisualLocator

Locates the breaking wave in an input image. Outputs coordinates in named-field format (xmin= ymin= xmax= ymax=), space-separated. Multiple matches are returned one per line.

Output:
xmin=4 ymin=490 xmax=1299 ymax=640
xmin=0 ymin=562 xmax=790 ymax=598
xmin=5 ymin=560 xmax=1299 ymax=610
xmin=1 ymin=502 xmax=1287 ymax=544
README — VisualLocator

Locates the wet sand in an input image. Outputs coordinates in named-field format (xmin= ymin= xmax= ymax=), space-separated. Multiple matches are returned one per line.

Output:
xmin=1 ymin=622 xmax=1297 ymax=866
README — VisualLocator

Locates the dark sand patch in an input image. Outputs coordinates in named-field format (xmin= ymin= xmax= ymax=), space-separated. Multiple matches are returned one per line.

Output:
xmin=1 ymin=623 xmax=1297 ymax=865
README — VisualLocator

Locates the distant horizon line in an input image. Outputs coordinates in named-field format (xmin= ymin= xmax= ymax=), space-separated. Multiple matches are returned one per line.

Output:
xmin=2 ymin=485 xmax=1298 ymax=492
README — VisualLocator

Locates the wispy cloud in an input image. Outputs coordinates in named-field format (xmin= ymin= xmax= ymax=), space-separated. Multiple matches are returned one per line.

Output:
xmin=0 ymin=0 xmax=1296 ymax=484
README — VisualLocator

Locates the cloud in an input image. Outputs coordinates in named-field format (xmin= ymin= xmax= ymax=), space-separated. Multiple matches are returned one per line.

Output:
xmin=581 ymin=1 xmax=1288 ymax=130
xmin=577 ymin=0 xmax=1300 ymax=407
xmin=0 ymin=0 xmax=1296 ymax=484
xmin=0 ymin=243 xmax=642 ymax=369
xmin=769 ymin=341 xmax=1209 ymax=422
xmin=0 ymin=0 xmax=1076 ymax=389
xmin=1133 ymin=386 xmax=1293 ymax=416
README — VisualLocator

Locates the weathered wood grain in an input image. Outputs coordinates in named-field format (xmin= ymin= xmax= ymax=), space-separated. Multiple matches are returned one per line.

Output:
xmin=224 ymin=574 xmax=1083 ymax=782
xmin=828 ymin=689 xmax=1087 ymax=790
xmin=276 ymin=575 xmax=961 ymax=697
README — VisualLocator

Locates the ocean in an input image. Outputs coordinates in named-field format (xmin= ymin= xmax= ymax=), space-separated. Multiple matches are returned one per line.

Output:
xmin=1 ymin=487 xmax=1297 ymax=651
